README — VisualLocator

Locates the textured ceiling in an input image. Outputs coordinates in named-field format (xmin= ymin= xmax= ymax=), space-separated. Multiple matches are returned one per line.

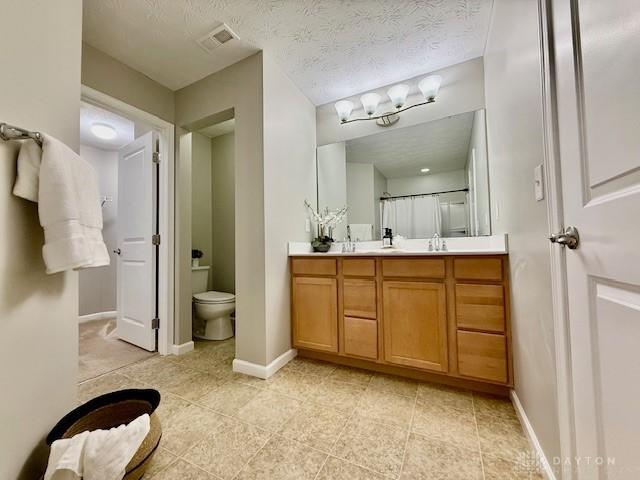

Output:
xmin=346 ymin=111 xmax=475 ymax=178
xmin=82 ymin=0 xmax=492 ymax=105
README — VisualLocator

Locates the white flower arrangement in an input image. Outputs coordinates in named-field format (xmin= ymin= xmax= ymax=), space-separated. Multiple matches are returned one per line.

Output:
xmin=304 ymin=199 xmax=348 ymax=240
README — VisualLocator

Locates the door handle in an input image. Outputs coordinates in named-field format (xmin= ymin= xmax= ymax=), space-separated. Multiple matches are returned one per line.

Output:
xmin=549 ymin=226 xmax=579 ymax=249
xmin=113 ymin=248 xmax=121 ymax=255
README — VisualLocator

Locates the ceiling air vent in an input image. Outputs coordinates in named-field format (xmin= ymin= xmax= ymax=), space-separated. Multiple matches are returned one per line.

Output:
xmin=197 ymin=24 xmax=238 ymax=53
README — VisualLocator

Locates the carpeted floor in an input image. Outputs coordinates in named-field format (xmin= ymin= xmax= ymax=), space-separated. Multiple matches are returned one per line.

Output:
xmin=79 ymin=317 xmax=156 ymax=382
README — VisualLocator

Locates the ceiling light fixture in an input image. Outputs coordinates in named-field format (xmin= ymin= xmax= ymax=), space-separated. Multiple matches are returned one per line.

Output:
xmin=420 ymin=168 xmax=430 ymax=173
xmin=334 ymin=75 xmax=442 ymax=128
xmin=90 ymin=122 xmax=117 ymax=140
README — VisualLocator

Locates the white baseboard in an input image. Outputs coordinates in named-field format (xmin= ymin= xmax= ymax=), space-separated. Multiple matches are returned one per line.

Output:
xmin=171 ymin=341 xmax=194 ymax=356
xmin=511 ymin=390 xmax=556 ymax=480
xmin=232 ymin=348 xmax=297 ymax=380
xmin=78 ymin=311 xmax=117 ymax=324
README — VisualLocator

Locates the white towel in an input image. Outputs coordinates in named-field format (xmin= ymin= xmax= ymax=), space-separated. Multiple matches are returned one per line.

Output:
xmin=13 ymin=134 xmax=109 ymax=274
xmin=44 ymin=413 xmax=150 ymax=480
xmin=349 ymin=223 xmax=373 ymax=241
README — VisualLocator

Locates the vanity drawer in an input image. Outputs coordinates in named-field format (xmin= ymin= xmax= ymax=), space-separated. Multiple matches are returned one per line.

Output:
xmin=344 ymin=317 xmax=378 ymax=360
xmin=343 ymin=278 xmax=377 ymax=319
xmin=457 ymin=331 xmax=507 ymax=383
xmin=454 ymin=258 xmax=503 ymax=281
xmin=291 ymin=258 xmax=337 ymax=276
xmin=343 ymin=258 xmax=376 ymax=277
xmin=382 ymin=258 xmax=445 ymax=279
xmin=456 ymin=284 xmax=505 ymax=333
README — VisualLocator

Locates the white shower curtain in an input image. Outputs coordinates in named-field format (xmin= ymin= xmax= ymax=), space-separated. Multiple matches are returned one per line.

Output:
xmin=381 ymin=195 xmax=442 ymax=238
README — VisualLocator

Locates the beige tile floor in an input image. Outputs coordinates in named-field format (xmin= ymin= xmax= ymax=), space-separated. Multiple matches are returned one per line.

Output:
xmin=77 ymin=338 xmax=544 ymax=479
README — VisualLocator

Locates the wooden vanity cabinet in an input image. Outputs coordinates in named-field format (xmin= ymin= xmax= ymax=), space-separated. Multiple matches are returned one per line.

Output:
xmin=291 ymin=275 xmax=338 ymax=353
xmin=290 ymin=254 xmax=512 ymax=392
xmin=453 ymin=258 xmax=510 ymax=384
xmin=341 ymin=258 xmax=379 ymax=361
xmin=382 ymin=280 xmax=448 ymax=372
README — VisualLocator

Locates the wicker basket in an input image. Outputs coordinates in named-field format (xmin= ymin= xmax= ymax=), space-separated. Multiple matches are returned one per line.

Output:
xmin=46 ymin=389 xmax=162 ymax=480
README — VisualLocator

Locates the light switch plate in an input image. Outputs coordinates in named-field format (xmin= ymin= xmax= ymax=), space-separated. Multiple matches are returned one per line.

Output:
xmin=305 ymin=218 xmax=311 ymax=233
xmin=534 ymin=164 xmax=544 ymax=201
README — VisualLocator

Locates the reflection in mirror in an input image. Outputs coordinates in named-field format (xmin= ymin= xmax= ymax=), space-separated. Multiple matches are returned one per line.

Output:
xmin=317 ymin=109 xmax=491 ymax=240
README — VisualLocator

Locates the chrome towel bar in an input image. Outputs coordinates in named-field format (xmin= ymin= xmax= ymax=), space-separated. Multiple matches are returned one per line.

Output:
xmin=0 ymin=122 xmax=43 ymax=146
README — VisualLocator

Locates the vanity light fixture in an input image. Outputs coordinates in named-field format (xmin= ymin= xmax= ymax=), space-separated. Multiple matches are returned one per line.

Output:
xmin=420 ymin=168 xmax=430 ymax=173
xmin=334 ymin=100 xmax=354 ymax=122
xmin=387 ymin=84 xmax=410 ymax=108
xmin=360 ymin=92 xmax=381 ymax=116
xmin=90 ymin=122 xmax=117 ymax=140
xmin=334 ymin=75 xmax=442 ymax=127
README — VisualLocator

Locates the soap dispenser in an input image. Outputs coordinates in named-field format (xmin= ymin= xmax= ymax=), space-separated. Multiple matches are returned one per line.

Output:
xmin=382 ymin=228 xmax=393 ymax=248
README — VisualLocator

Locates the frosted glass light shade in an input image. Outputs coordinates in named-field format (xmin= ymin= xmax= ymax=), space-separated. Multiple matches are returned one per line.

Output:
xmin=387 ymin=84 xmax=410 ymax=109
xmin=360 ymin=92 xmax=381 ymax=116
xmin=334 ymin=100 xmax=354 ymax=122
xmin=418 ymin=75 xmax=442 ymax=101
xmin=91 ymin=123 xmax=117 ymax=140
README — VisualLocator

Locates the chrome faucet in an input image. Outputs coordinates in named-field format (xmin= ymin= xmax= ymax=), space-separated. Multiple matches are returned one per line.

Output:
xmin=431 ymin=233 xmax=441 ymax=252
xmin=342 ymin=226 xmax=356 ymax=253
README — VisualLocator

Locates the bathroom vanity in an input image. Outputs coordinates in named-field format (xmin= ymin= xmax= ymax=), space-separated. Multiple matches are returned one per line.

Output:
xmin=289 ymin=241 xmax=512 ymax=394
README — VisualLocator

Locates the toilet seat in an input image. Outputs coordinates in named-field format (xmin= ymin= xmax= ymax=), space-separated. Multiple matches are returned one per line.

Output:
xmin=193 ymin=290 xmax=235 ymax=305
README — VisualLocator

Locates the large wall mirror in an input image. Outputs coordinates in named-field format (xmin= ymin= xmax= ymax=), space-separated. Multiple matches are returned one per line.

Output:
xmin=317 ymin=109 xmax=491 ymax=241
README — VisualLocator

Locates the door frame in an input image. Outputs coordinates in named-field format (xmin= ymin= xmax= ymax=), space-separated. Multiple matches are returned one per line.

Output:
xmin=81 ymin=85 xmax=176 ymax=356
xmin=537 ymin=0 xmax=577 ymax=477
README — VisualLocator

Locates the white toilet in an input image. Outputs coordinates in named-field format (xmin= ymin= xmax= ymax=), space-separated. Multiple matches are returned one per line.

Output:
xmin=192 ymin=266 xmax=235 ymax=340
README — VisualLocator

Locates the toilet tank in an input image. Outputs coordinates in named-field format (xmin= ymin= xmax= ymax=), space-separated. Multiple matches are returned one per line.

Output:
xmin=191 ymin=266 xmax=210 ymax=294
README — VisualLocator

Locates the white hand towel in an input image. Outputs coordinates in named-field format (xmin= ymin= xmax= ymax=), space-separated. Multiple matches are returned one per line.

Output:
xmin=44 ymin=413 xmax=150 ymax=480
xmin=12 ymin=134 xmax=110 ymax=274
xmin=13 ymin=139 xmax=42 ymax=202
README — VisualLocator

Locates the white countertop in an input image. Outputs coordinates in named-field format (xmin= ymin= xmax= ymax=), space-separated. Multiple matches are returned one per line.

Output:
xmin=288 ymin=234 xmax=508 ymax=257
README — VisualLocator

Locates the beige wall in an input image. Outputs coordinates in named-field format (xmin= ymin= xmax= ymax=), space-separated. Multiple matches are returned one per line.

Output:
xmin=346 ymin=163 xmax=376 ymax=227
xmin=176 ymin=53 xmax=316 ymax=365
xmin=372 ymin=167 xmax=387 ymax=239
xmin=82 ymin=43 xmax=175 ymax=123
xmin=0 ymin=1 xmax=82 ymax=478
xmin=191 ymin=132 xmax=213 ymax=286
xmin=262 ymin=55 xmax=317 ymax=363
xmin=79 ymin=145 xmax=118 ymax=315
xmin=211 ymin=132 xmax=235 ymax=294
xmin=484 ymin=0 xmax=560 ymax=463
xmin=387 ymin=170 xmax=467 ymax=196
xmin=175 ymin=53 xmax=266 ymax=360
xmin=316 ymin=142 xmax=347 ymax=239
xmin=466 ymin=110 xmax=491 ymax=235
xmin=316 ymin=57 xmax=485 ymax=146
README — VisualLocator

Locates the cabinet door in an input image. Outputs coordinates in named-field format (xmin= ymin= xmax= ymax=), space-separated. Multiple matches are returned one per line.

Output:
xmin=292 ymin=277 xmax=338 ymax=352
xmin=383 ymin=281 xmax=448 ymax=372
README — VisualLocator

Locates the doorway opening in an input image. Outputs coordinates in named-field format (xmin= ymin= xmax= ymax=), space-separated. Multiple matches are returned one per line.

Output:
xmin=188 ymin=114 xmax=236 ymax=349
xmin=78 ymin=87 xmax=175 ymax=382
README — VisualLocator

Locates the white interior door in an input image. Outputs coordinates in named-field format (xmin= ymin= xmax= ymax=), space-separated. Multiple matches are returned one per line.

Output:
xmin=552 ymin=1 xmax=640 ymax=477
xmin=116 ymin=131 xmax=158 ymax=351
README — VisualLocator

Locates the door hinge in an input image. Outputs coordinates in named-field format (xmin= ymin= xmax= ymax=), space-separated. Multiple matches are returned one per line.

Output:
xmin=152 ymin=317 xmax=160 ymax=329
xmin=152 ymin=234 xmax=161 ymax=245
xmin=152 ymin=151 xmax=160 ymax=163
